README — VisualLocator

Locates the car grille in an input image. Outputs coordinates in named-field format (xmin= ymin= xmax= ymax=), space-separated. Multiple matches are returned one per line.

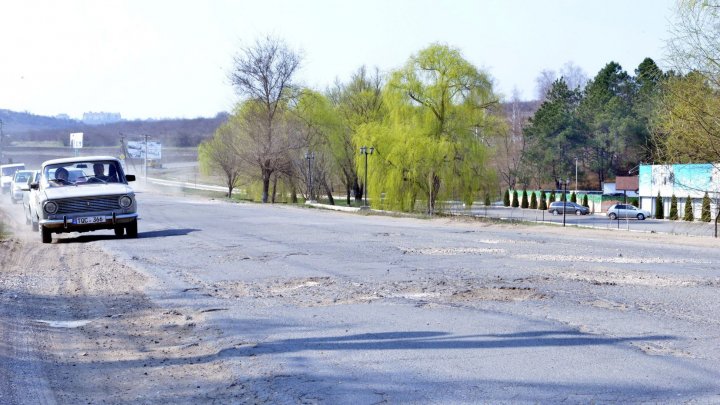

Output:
xmin=56 ymin=196 xmax=120 ymax=214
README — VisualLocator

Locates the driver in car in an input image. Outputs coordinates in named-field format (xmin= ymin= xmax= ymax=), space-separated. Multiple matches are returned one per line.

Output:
xmin=93 ymin=163 xmax=110 ymax=181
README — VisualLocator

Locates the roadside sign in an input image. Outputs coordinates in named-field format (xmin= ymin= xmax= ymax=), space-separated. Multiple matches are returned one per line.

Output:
xmin=70 ymin=132 xmax=84 ymax=149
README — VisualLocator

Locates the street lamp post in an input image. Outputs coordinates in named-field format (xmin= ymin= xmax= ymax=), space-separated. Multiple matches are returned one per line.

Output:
xmin=305 ymin=151 xmax=315 ymax=203
xmin=575 ymin=157 xmax=578 ymax=192
xmin=360 ymin=146 xmax=374 ymax=207
xmin=563 ymin=178 xmax=569 ymax=227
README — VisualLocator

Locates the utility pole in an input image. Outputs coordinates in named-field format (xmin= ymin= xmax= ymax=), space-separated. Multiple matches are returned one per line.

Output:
xmin=144 ymin=134 xmax=149 ymax=184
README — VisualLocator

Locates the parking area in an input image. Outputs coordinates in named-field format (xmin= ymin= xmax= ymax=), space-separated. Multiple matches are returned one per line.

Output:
xmin=448 ymin=205 xmax=720 ymax=238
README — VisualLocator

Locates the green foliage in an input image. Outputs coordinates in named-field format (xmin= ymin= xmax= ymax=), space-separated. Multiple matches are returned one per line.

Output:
xmin=669 ymin=194 xmax=679 ymax=220
xmin=570 ymin=192 xmax=577 ymax=203
xmin=503 ymin=189 xmax=510 ymax=207
xmin=484 ymin=193 xmax=491 ymax=206
xmin=511 ymin=190 xmax=519 ymax=207
xmin=198 ymin=115 xmax=244 ymax=198
xmin=523 ymin=79 xmax=585 ymax=189
xmin=530 ymin=192 xmax=538 ymax=209
xmin=655 ymin=192 xmax=664 ymax=219
xmin=521 ymin=190 xmax=529 ymax=208
xmin=357 ymin=44 xmax=501 ymax=212
xmin=539 ymin=191 xmax=547 ymax=210
xmin=581 ymin=194 xmax=589 ymax=208
xmin=702 ymin=192 xmax=711 ymax=222
xmin=549 ymin=191 xmax=556 ymax=203
xmin=683 ymin=195 xmax=694 ymax=221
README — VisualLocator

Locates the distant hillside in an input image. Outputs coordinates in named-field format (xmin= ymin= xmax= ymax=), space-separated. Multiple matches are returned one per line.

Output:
xmin=0 ymin=109 xmax=228 ymax=147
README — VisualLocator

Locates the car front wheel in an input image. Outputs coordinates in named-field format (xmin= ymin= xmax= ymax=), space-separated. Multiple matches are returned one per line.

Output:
xmin=575 ymin=210 xmax=582 ymax=215
xmin=126 ymin=219 xmax=138 ymax=238
xmin=552 ymin=210 xmax=559 ymax=215
xmin=609 ymin=213 xmax=617 ymax=220
xmin=40 ymin=226 xmax=52 ymax=244
xmin=637 ymin=213 xmax=645 ymax=220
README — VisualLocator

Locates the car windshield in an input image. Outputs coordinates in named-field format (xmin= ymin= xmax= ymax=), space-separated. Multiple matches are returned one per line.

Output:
xmin=14 ymin=171 xmax=32 ymax=182
xmin=44 ymin=161 xmax=123 ymax=186
xmin=2 ymin=166 xmax=22 ymax=176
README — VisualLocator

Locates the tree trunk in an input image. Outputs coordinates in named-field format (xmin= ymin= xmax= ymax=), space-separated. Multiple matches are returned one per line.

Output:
xmin=271 ymin=173 xmax=278 ymax=203
xmin=291 ymin=182 xmax=298 ymax=204
xmin=262 ymin=169 xmax=271 ymax=203
xmin=323 ymin=179 xmax=335 ymax=205
xmin=353 ymin=177 xmax=363 ymax=201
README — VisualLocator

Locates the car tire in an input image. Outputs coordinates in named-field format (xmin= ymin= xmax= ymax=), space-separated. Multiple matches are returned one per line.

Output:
xmin=31 ymin=216 xmax=39 ymax=232
xmin=126 ymin=219 xmax=138 ymax=238
xmin=637 ymin=213 xmax=645 ymax=220
xmin=41 ymin=226 xmax=52 ymax=244
xmin=609 ymin=213 xmax=617 ymax=220
xmin=552 ymin=209 xmax=559 ymax=215
xmin=114 ymin=226 xmax=124 ymax=237
xmin=575 ymin=209 xmax=582 ymax=215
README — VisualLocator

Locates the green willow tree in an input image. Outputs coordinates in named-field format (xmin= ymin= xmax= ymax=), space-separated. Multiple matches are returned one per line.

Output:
xmin=356 ymin=44 xmax=501 ymax=212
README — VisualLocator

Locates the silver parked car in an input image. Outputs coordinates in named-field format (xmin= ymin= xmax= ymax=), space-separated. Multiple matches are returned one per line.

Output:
xmin=31 ymin=156 xmax=138 ymax=243
xmin=10 ymin=170 xmax=35 ymax=204
xmin=607 ymin=204 xmax=650 ymax=220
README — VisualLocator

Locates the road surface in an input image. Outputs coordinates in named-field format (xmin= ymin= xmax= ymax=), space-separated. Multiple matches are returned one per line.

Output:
xmin=1 ymin=186 xmax=719 ymax=403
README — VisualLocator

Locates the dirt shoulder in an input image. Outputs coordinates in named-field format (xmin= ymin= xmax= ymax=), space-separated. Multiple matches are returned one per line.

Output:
xmin=0 ymin=210 xmax=243 ymax=403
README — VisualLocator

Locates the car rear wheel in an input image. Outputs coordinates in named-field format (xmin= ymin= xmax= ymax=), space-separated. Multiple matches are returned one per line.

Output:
xmin=609 ymin=213 xmax=617 ymax=220
xmin=551 ymin=209 xmax=559 ymax=215
xmin=637 ymin=213 xmax=645 ymax=220
xmin=40 ymin=226 xmax=52 ymax=244
xmin=575 ymin=209 xmax=582 ymax=215
xmin=126 ymin=219 xmax=138 ymax=238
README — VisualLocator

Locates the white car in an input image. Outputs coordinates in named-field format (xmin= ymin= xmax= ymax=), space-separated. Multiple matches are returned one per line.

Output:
xmin=607 ymin=204 xmax=651 ymax=220
xmin=1 ymin=163 xmax=25 ymax=195
xmin=10 ymin=170 xmax=35 ymax=204
xmin=22 ymin=171 xmax=41 ymax=230
xmin=32 ymin=156 xmax=138 ymax=243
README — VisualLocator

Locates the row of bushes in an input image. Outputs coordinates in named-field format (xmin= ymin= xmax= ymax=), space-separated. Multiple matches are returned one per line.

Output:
xmin=654 ymin=192 xmax=713 ymax=222
xmin=502 ymin=189 xmax=589 ymax=210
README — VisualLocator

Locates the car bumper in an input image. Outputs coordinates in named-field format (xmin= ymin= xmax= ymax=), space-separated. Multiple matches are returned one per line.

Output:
xmin=40 ymin=213 xmax=138 ymax=232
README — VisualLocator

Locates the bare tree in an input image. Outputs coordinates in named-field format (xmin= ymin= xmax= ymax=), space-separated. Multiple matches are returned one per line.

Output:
xmin=535 ymin=62 xmax=589 ymax=101
xmin=230 ymin=36 xmax=302 ymax=203
xmin=198 ymin=119 xmax=244 ymax=198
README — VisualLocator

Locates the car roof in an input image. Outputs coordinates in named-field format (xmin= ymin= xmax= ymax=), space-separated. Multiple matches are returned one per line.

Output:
xmin=41 ymin=156 xmax=120 ymax=168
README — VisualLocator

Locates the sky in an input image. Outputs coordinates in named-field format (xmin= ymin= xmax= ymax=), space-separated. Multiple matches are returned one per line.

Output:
xmin=0 ymin=0 xmax=677 ymax=120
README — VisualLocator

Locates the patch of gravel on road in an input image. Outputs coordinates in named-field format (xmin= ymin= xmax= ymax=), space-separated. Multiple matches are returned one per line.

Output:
xmin=208 ymin=276 xmax=546 ymax=307
xmin=515 ymin=253 xmax=711 ymax=265
xmin=553 ymin=268 xmax=716 ymax=287
xmin=399 ymin=246 xmax=506 ymax=255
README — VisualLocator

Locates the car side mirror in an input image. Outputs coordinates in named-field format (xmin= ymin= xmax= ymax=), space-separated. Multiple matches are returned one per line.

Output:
xmin=30 ymin=182 xmax=39 ymax=190
xmin=125 ymin=175 xmax=136 ymax=182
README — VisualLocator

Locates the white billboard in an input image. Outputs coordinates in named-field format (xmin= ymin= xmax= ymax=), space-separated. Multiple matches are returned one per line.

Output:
xmin=127 ymin=141 xmax=161 ymax=159
xmin=70 ymin=132 xmax=83 ymax=149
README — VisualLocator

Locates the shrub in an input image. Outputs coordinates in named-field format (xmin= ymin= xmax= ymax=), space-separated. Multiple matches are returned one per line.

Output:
xmin=702 ymin=192 xmax=711 ymax=222
xmin=503 ymin=189 xmax=510 ymax=207
xmin=511 ymin=190 xmax=519 ymax=207
xmin=549 ymin=191 xmax=556 ymax=203
xmin=683 ymin=195 xmax=694 ymax=221
xmin=530 ymin=192 xmax=538 ymax=209
xmin=484 ymin=193 xmax=491 ymax=206
xmin=654 ymin=192 xmax=664 ymax=219
xmin=581 ymin=194 xmax=589 ymax=208
xmin=521 ymin=190 xmax=529 ymax=208
xmin=539 ymin=191 xmax=547 ymax=210
xmin=669 ymin=195 xmax=678 ymax=220
xmin=629 ymin=197 xmax=639 ymax=207
xmin=570 ymin=192 xmax=577 ymax=203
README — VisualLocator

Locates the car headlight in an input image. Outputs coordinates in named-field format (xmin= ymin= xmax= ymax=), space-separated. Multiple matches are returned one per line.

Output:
xmin=44 ymin=201 xmax=58 ymax=214
xmin=118 ymin=195 xmax=133 ymax=208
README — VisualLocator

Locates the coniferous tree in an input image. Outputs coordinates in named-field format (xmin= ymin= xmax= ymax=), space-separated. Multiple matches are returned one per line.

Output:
xmin=521 ymin=190 xmax=529 ymax=208
xmin=683 ymin=195 xmax=694 ymax=221
xmin=511 ymin=190 xmax=519 ymax=207
xmin=503 ymin=189 xmax=510 ymax=207
xmin=581 ymin=194 xmax=589 ymax=208
xmin=484 ymin=193 xmax=491 ymax=206
xmin=570 ymin=192 xmax=577 ymax=203
xmin=530 ymin=192 xmax=538 ymax=209
xmin=549 ymin=191 xmax=556 ymax=203
xmin=655 ymin=192 xmax=664 ymax=219
xmin=669 ymin=194 xmax=679 ymax=220
xmin=702 ymin=192 xmax=711 ymax=222
xmin=539 ymin=191 xmax=547 ymax=210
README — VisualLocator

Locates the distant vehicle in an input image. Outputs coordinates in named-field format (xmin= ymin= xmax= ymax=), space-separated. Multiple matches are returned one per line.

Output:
xmin=607 ymin=204 xmax=650 ymax=220
xmin=548 ymin=201 xmax=590 ymax=215
xmin=1 ymin=163 xmax=25 ymax=194
xmin=10 ymin=170 xmax=34 ymax=203
xmin=32 ymin=156 xmax=138 ymax=243
xmin=22 ymin=171 xmax=41 ymax=230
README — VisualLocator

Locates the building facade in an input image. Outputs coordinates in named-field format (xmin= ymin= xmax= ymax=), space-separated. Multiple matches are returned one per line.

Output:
xmin=638 ymin=163 xmax=720 ymax=219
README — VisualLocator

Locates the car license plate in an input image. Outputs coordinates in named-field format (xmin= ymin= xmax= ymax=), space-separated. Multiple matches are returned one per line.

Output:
xmin=74 ymin=216 xmax=105 ymax=224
